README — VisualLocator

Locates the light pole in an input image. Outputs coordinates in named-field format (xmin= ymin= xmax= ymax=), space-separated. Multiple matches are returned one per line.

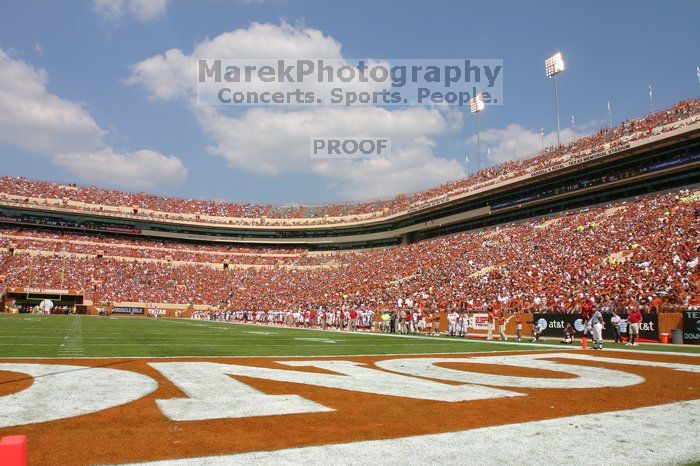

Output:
xmin=607 ymin=101 xmax=612 ymax=129
xmin=545 ymin=52 xmax=565 ymax=147
xmin=648 ymin=84 xmax=654 ymax=114
xmin=540 ymin=128 xmax=544 ymax=150
xmin=469 ymin=93 xmax=486 ymax=172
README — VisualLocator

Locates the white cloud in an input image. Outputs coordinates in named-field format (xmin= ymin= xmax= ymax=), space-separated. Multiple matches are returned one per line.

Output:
xmin=0 ymin=48 xmax=187 ymax=189
xmin=128 ymin=0 xmax=169 ymax=21
xmin=0 ymin=49 xmax=106 ymax=155
xmin=127 ymin=22 xmax=347 ymax=101
xmin=196 ymin=105 xmax=445 ymax=174
xmin=128 ymin=22 xmax=465 ymax=200
xmin=93 ymin=0 xmax=168 ymax=23
xmin=93 ymin=0 xmax=124 ymax=22
xmin=197 ymin=105 xmax=463 ymax=200
xmin=468 ymin=123 xmax=596 ymax=165
xmin=313 ymin=136 xmax=464 ymax=201
xmin=54 ymin=149 xmax=187 ymax=190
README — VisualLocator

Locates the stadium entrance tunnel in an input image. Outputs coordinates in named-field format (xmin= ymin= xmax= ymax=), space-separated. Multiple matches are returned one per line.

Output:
xmin=2 ymin=289 xmax=84 ymax=314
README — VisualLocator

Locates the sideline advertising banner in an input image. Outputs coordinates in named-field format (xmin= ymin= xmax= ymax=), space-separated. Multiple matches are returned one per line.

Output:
xmin=111 ymin=307 xmax=145 ymax=315
xmin=533 ymin=313 xmax=659 ymax=341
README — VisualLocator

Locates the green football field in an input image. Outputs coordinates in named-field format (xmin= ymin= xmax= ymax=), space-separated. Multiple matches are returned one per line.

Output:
xmin=0 ymin=314 xmax=698 ymax=358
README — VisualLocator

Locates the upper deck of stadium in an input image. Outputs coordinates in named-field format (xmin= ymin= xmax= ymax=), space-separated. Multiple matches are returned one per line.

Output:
xmin=1 ymin=98 xmax=699 ymax=248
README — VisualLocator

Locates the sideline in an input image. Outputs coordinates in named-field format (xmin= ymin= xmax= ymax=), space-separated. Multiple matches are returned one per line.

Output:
xmin=175 ymin=318 xmax=700 ymax=357
xmin=1 ymin=316 xmax=698 ymax=359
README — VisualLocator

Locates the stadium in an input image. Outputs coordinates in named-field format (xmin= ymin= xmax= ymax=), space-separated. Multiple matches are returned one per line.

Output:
xmin=1 ymin=1 xmax=699 ymax=465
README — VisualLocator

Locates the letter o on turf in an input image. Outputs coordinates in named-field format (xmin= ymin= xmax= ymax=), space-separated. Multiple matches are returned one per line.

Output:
xmin=376 ymin=355 xmax=644 ymax=389
xmin=0 ymin=364 xmax=158 ymax=428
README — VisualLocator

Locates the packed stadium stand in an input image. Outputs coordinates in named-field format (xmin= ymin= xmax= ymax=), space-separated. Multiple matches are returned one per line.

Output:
xmin=0 ymin=98 xmax=698 ymax=228
xmin=0 ymin=229 xmax=338 ymax=267
xmin=0 ymin=186 xmax=697 ymax=312
xmin=0 ymin=98 xmax=698 ymax=314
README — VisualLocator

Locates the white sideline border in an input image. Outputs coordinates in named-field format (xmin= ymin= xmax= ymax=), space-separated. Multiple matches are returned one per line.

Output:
xmin=125 ymin=399 xmax=700 ymax=466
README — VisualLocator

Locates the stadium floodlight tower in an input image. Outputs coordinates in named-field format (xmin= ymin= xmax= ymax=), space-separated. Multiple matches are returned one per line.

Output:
xmin=469 ymin=92 xmax=486 ymax=172
xmin=545 ymin=52 xmax=565 ymax=147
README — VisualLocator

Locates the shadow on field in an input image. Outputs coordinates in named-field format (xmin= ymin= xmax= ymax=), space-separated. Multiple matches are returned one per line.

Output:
xmin=0 ymin=359 xmax=138 ymax=386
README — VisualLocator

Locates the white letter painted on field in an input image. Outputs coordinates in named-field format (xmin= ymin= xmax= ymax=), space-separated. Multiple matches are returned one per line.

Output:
xmin=151 ymin=360 xmax=520 ymax=421
xmin=150 ymin=362 xmax=333 ymax=421
xmin=376 ymin=353 xmax=645 ymax=389
xmin=0 ymin=363 xmax=158 ymax=428
xmin=278 ymin=360 xmax=520 ymax=401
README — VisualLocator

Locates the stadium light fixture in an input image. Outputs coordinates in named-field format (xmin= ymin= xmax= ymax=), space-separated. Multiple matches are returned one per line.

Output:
xmin=469 ymin=93 xmax=486 ymax=114
xmin=469 ymin=93 xmax=486 ymax=172
xmin=544 ymin=52 xmax=565 ymax=77
xmin=545 ymin=52 xmax=565 ymax=147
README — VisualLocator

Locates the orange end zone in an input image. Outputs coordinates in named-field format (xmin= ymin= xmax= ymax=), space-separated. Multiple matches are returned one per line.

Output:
xmin=0 ymin=436 xmax=27 ymax=466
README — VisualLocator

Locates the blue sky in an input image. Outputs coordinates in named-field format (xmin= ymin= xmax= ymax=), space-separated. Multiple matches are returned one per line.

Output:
xmin=0 ymin=0 xmax=698 ymax=204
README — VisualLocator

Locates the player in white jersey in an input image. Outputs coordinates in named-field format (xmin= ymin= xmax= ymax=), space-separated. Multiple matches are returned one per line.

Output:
xmin=457 ymin=312 xmax=468 ymax=337
xmin=447 ymin=310 xmax=459 ymax=337
xmin=367 ymin=310 xmax=376 ymax=332
xmin=588 ymin=309 xmax=605 ymax=350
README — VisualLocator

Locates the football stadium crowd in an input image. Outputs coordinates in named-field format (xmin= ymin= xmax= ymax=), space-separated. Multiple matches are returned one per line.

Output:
xmin=0 ymin=228 xmax=337 ymax=266
xmin=1 ymin=187 xmax=697 ymax=314
xmin=0 ymin=98 xmax=698 ymax=226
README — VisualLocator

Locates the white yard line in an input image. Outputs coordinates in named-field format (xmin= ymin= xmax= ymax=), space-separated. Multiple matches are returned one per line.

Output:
xmin=126 ymin=399 xmax=700 ymax=466
xmin=57 ymin=317 xmax=84 ymax=357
